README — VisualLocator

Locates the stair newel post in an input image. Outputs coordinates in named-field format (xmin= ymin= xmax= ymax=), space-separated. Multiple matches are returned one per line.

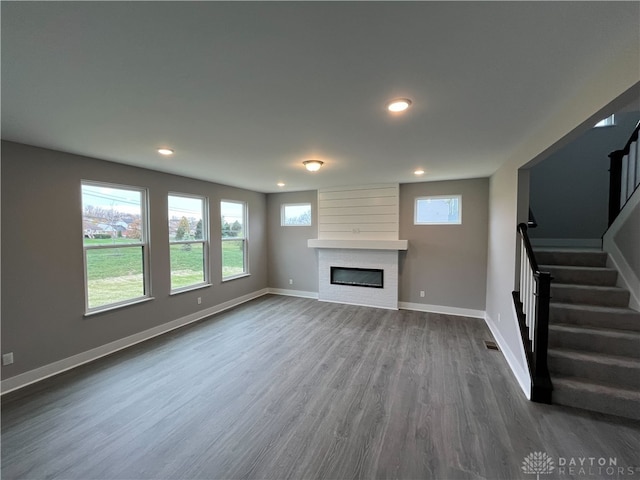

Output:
xmin=531 ymin=271 xmax=552 ymax=403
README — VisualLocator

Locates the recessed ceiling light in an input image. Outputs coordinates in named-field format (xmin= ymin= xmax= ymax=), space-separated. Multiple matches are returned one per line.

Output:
xmin=303 ymin=160 xmax=324 ymax=172
xmin=277 ymin=182 xmax=285 ymax=187
xmin=414 ymin=169 xmax=425 ymax=175
xmin=157 ymin=148 xmax=174 ymax=156
xmin=387 ymin=98 xmax=412 ymax=112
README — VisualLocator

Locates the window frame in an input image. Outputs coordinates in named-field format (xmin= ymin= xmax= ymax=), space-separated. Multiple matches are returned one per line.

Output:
xmin=81 ymin=180 xmax=151 ymax=314
xmin=414 ymin=194 xmax=462 ymax=225
xmin=281 ymin=202 xmax=312 ymax=226
xmin=594 ymin=114 xmax=616 ymax=128
xmin=220 ymin=199 xmax=249 ymax=281
xmin=168 ymin=192 xmax=210 ymax=294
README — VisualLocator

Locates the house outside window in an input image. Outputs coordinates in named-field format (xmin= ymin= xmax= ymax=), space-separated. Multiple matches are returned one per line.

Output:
xmin=221 ymin=200 xmax=247 ymax=279
xmin=168 ymin=194 xmax=209 ymax=292
xmin=281 ymin=203 xmax=312 ymax=226
xmin=414 ymin=195 xmax=462 ymax=225
xmin=81 ymin=181 xmax=150 ymax=312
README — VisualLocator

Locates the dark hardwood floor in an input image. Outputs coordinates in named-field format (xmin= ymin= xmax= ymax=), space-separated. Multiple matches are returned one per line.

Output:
xmin=2 ymin=295 xmax=639 ymax=480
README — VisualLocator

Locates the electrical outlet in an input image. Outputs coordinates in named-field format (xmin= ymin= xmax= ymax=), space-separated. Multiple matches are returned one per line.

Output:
xmin=289 ymin=279 xmax=293 ymax=285
xmin=197 ymin=297 xmax=202 ymax=305
xmin=420 ymin=290 xmax=425 ymax=298
xmin=2 ymin=353 xmax=14 ymax=366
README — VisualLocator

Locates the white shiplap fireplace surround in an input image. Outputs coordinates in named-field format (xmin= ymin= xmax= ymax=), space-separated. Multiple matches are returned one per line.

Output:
xmin=308 ymin=184 xmax=408 ymax=310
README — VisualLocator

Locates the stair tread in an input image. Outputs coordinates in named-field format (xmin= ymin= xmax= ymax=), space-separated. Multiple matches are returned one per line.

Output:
xmin=541 ymin=264 xmax=616 ymax=272
xmin=552 ymin=375 xmax=640 ymax=400
xmin=550 ymin=323 xmax=640 ymax=338
xmin=549 ymin=347 xmax=640 ymax=367
xmin=550 ymin=302 xmax=640 ymax=314
xmin=551 ymin=283 xmax=628 ymax=291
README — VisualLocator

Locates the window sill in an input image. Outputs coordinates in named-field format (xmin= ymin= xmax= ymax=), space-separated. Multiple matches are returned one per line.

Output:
xmin=222 ymin=273 xmax=251 ymax=283
xmin=84 ymin=296 xmax=155 ymax=317
xmin=169 ymin=283 xmax=212 ymax=296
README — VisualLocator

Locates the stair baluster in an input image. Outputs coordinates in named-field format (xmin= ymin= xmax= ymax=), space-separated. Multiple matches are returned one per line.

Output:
xmin=513 ymin=223 xmax=553 ymax=403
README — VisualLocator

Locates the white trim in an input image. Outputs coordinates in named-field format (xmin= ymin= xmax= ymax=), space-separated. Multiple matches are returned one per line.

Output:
xmin=267 ymin=288 xmax=318 ymax=299
xmin=605 ymin=248 xmax=640 ymax=310
xmin=530 ymin=238 xmax=602 ymax=249
xmin=484 ymin=311 xmax=532 ymax=399
xmin=398 ymin=301 xmax=484 ymax=319
xmin=307 ymin=239 xmax=408 ymax=250
xmin=83 ymin=296 xmax=155 ymax=317
xmin=1 ymin=289 xmax=269 ymax=395
xmin=603 ymin=187 xmax=640 ymax=310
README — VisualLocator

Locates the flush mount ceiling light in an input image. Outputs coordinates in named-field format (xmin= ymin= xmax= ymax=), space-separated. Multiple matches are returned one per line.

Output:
xmin=157 ymin=148 xmax=174 ymax=156
xmin=387 ymin=98 xmax=412 ymax=113
xmin=303 ymin=160 xmax=324 ymax=172
xmin=277 ymin=182 xmax=286 ymax=187
xmin=414 ymin=169 xmax=425 ymax=176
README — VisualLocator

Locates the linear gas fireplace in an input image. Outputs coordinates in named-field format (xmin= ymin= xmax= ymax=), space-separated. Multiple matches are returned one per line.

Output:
xmin=331 ymin=266 xmax=384 ymax=289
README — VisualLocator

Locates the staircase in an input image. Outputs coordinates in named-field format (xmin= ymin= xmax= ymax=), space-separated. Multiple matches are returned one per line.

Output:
xmin=536 ymin=249 xmax=640 ymax=420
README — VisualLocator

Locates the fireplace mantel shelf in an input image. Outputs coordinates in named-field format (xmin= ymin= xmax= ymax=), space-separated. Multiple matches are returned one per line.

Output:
xmin=308 ymin=239 xmax=408 ymax=251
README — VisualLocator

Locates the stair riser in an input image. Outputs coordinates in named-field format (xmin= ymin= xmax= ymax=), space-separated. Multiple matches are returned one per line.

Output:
xmin=552 ymin=385 xmax=640 ymax=420
xmin=536 ymin=252 xmax=608 ymax=268
xmin=550 ymin=306 xmax=640 ymax=331
xmin=551 ymin=287 xmax=629 ymax=308
xmin=549 ymin=329 xmax=640 ymax=359
xmin=546 ymin=268 xmax=617 ymax=286
xmin=549 ymin=355 xmax=640 ymax=390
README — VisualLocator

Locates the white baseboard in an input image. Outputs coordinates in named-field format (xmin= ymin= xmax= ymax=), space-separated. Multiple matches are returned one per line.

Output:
xmin=484 ymin=311 xmax=531 ymax=399
xmin=530 ymin=238 xmax=602 ymax=249
xmin=1 ymin=288 xmax=269 ymax=395
xmin=398 ymin=302 xmax=485 ymax=319
xmin=267 ymin=288 xmax=318 ymax=299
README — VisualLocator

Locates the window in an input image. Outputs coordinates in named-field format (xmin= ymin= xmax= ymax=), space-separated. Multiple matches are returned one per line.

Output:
xmin=221 ymin=200 xmax=247 ymax=279
xmin=82 ymin=181 xmax=149 ymax=312
xmin=281 ymin=203 xmax=312 ymax=226
xmin=414 ymin=195 xmax=462 ymax=225
xmin=168 ymin=194 xmax=208 ymax=292
xmin=594 ymin=114 xmax=615 ymax=128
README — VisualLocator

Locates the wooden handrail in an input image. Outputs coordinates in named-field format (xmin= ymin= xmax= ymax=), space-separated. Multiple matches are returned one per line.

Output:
xmin=620 ymin=120 xmax=640 ymax=156
xmin=518 ymin=223 xmax=541 ymax=272
xmin=513 ymin=223 xmax=553 ymax=403
xmin=608 ymin=121 xmax=640 ymax=226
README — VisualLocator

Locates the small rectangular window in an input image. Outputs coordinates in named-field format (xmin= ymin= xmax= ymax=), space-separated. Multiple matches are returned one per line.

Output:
xmin=414 ymin=195 xmax=462 ymax=225
xmin=221 ymin=200 xmax=247 ymax=279
xmin=168 ymin=194 xmax=209 ymax=292
xmin=281 ymin=203 xmax=312 ymax=226
xmin=594 ymin=114 xmax=615 ymax=128
xmin=82 ymin=181 xmax=150 ymax=312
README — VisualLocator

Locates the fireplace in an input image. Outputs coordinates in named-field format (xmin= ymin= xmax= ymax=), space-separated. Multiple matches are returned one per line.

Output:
xmin=331 ymin=266 xmax=383 ymax=289
xmin=316 ymin=249 xmax=400 ymax=309
xmin=308 ymin=183 xmax=408 ymax=309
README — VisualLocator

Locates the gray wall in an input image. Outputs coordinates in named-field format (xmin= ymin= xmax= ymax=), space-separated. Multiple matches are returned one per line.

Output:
xmin=266 ymin=191 xmax=318 ymax=292
xmin=398 ymin=179 xmax=489 ymax=310
xmin=529 ymin=111 xmax=640 ymax=240
xmin=1 ymin=141 xmax=268 ymax=379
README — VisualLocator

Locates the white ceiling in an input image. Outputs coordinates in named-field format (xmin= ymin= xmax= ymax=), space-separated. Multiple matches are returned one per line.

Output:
xmin=2 ymin=2 xmax=638 ymax=193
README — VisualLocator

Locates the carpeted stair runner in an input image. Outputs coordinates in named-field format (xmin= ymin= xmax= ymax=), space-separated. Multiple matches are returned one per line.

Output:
xmin=536 ymin=249 xmax=640 ymax=420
